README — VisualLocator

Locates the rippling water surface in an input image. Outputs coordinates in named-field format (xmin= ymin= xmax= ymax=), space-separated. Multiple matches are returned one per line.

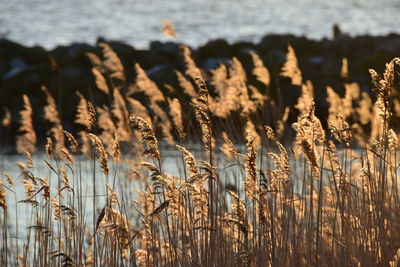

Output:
xmin=1 ymin=0 xmax=400 ymax=49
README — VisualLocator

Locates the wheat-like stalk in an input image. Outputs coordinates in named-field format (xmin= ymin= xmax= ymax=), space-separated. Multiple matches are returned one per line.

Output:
xmin=16 ymin=95 xmax=37 ymax=153
xmin=281 ymin=45 xmax=302 ymax=86
xmin=130 ymin=116 xmax=160 ymax=160
xmin=88 ymin=133 xmax=109 ymax=175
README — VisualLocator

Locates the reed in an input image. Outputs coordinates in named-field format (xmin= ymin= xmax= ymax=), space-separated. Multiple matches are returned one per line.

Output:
xmin=1 ymin=44 xmax=400 ymax=266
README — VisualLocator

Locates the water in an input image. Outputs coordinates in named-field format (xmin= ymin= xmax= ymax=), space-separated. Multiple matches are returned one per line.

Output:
xmin=1 ymin=0 xmax=400 ymax=49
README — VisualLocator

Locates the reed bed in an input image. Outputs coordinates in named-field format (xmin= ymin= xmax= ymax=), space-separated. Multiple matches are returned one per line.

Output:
xmin=1 ymin=43 xmax=400 ymax=266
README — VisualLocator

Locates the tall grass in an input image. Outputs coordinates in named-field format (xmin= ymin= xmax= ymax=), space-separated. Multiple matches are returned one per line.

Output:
xmin=1 ymin=44 xmax=400 ymax=266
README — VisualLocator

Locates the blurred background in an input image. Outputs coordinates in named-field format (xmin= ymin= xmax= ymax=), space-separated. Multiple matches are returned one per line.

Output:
xmin=1 ymin=0 xmax=400 ymax=48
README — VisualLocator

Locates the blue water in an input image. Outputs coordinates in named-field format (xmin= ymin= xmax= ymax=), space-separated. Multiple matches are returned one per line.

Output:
xmin=1 ymin=0 xmax=400 ymax=49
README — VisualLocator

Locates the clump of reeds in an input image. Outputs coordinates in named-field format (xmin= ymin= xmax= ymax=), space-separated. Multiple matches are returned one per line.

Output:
xmin=3 ymin=46 xmax=400 ymax=267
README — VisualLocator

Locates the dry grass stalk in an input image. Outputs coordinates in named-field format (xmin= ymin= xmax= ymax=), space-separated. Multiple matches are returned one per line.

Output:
xmin=92 ymin=68 xmax=110 ymax=95
xmin=356 ymin=92 xmax=373 ymax=125
xmin=99 ymin=42 xmax=125 ymax=81
xmin=295 ymin=80 xmax=314 ymax=116
xmin=75 ymin=92 xmax=96 ymax=132
xmin=132 ymin=63 xmax=165 ymax=103
xmin=276 ymin=106 xmax=290 ymax=138
xmin=2 ymin=172 xmax=14 ymax=186
xmin=210 ymin=64 xmax=238 ymax=118
xmin=16 ymin=95 xmax=37 ymax=153
xmin=292 ymin=102 xmax=324 ymax=175
xmin=230 ymin=57 xmax=255 ymax=116
xmin=265 ymin=126 xmax=290 ymax=182
xmin=244 ymin=119 xmax=261 ymax=149
xmin=88 ymin=133 xmax=109 ymax=175
xmin=59 ymin=167 xmax=72 ymax=193
xmin=78 ymin=130 xmax=91 ymax=156
xmin=340 ymin=57 xmax=349 ymax=78
xmin=168 ymin=98 xmax=185 ymax=138
xmin=181 ymin=45 xmax=202 ymax=78
xmin=112 ymin=88 xmax=131 ymax=141
xmin=45 ymin=137 xmax=53 ymax=159
xmin=251 ymin=52 xmax=270 ymax=87
xmin=63 ymin=130 xmax=79 ymax=153
xmin=220 ymin=132 xmax=239 ymax=160
xmin=281 ymin=45 xmax=302 ymax=86
xmin=0 ymin=178 xmax=6 ymax=211
xmin=42 ymin=86 xmax=64 ymax=149
xmin=175 ymin=70 xmax=197 ymax=97
xmin=52 ymin=197 xmax=61 ymax=220
xmin=111 ymin=133 xmax=121 ymax=163
xmin=97 ymin=105 xmax=116 ymax=150
xmin=192 ymin=77 xmax=214 ymax=151
xmin=85 ymin=52 xmax=102 ymax=67
xmin=58 ymin=147 xmax=75 ymax=164
xmin=24 ymin=151 xmax=33 ymax=169
xmin=388 ymin=129 xmax=399 ymax=152
xmin=149 ymin=101 xmax=174 ymax=144
xmin=1 ymin=107 xmax=11 ymax=127
xmin=176 ymin=145 xmax=199 ymax=180
xmin=21 ymin=178 xmax=34 ymax=199
xmin=244 ymin=136 xmax=259 ymax=200
xmin=248 ymin=85 xmax=267 ymax=108
xmin=130 ymin=116 xmax=160 ymax=160
xmin=328 ymin=114 xmax=352 ymax=146
xmin=127 ymin=97 xmax=152 ymax=124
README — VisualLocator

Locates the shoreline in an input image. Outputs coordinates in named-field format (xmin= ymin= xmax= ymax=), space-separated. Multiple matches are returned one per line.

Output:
xmin=1 ymin=33 xmax=400 ymax=148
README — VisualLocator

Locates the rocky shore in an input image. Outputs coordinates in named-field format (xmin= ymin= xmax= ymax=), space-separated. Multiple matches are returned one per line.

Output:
xmin=1 ymin=33 xmax=400 ymax=148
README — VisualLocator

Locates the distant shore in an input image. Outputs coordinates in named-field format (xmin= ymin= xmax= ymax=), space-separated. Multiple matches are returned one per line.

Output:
xmin=1 ymin=33 xmax=400 ymax=148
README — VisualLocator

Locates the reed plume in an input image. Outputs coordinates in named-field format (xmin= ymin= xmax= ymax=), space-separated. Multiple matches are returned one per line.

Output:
xmin=0 ymin=178 xmax=6 ymax=211
xmin=192 ymin=77 xmax=214 ymax=151
xmin=59 ymin=147 xmax=75 ymax=164
xmin=149 ymin=101 xmax=174 ymax=144
xmin=112 ymin=88 xmax=131 ymax=141
xmin=251 ymin=52 xmax=270 ymax=87
xmin=63 ymin=130 xmax=79 ymax=153
xmin=175 ymin=70 xmax=197 ymax=97
xmin=295 ymin=80 xmax=314 ymax=116
xmin=99 ymin=42 xmax=125 ymax=81
xmin=130 ymin=116 xmax=160 ymax=160
xmin=92 ymin=67 xmax=110 ymax=95
xmin=210 ymin=64 xmax=238 ymax=118
xmin=45 ymin=137 xmax=53 ymax=159
xmin=181 ymin=45 xmax=202 ymax=78
xmin=42 ymin=86 xmax=64 ymax=149
xmin=340 ymin=57 xmax=349 ymax=78
xmin=88 ymin=133 xmax=109 ymax=175
xmin=328 ymin=114 xmax=352 ymax=146
xmin=176 ymin=145 xmax=199 ymax=181
xmin=292 ymin=101 xmax=324 ymax=175
xmin=127 ymin=97 xmax=152 ymax=124
xmin=1 ymin=108 xmax=11 ymax=127
xmin=2 ymin=172 xmax=13 ymax=186
xmin=244 ymin=136 xmax=259 ymax=200
xmin=220 ymin=131 xmax=239 ymax=160
xmin=111 ymin=133 xmax=121 ymax=163
xmin=168 ymin=98 xmax=185 ymax=138
xmin=265 ymin=126 xmax=290 ymax=182
xmin=281 ymin=45 xmax=302 ymax=86
xmin=16 ymin=95 xmax=37 ymax=153
xmin=75 ymin=92 xmax=96 ymax=132
xmin=132 ymin=63 xmax=165 ymax=103
xmin=85 ymin=52 xmax=102 ymax=67
xmin=230 ymin=57 xmax=254 ymax=116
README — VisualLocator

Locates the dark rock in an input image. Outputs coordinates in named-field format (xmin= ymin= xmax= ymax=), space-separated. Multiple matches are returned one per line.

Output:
xmin=1 ymin=33 xmax=400 ymax=146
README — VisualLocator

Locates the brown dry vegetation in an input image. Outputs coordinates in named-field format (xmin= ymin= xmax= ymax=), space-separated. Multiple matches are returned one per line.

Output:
xmin=1 ymin=44 xmax=400 ymax=266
